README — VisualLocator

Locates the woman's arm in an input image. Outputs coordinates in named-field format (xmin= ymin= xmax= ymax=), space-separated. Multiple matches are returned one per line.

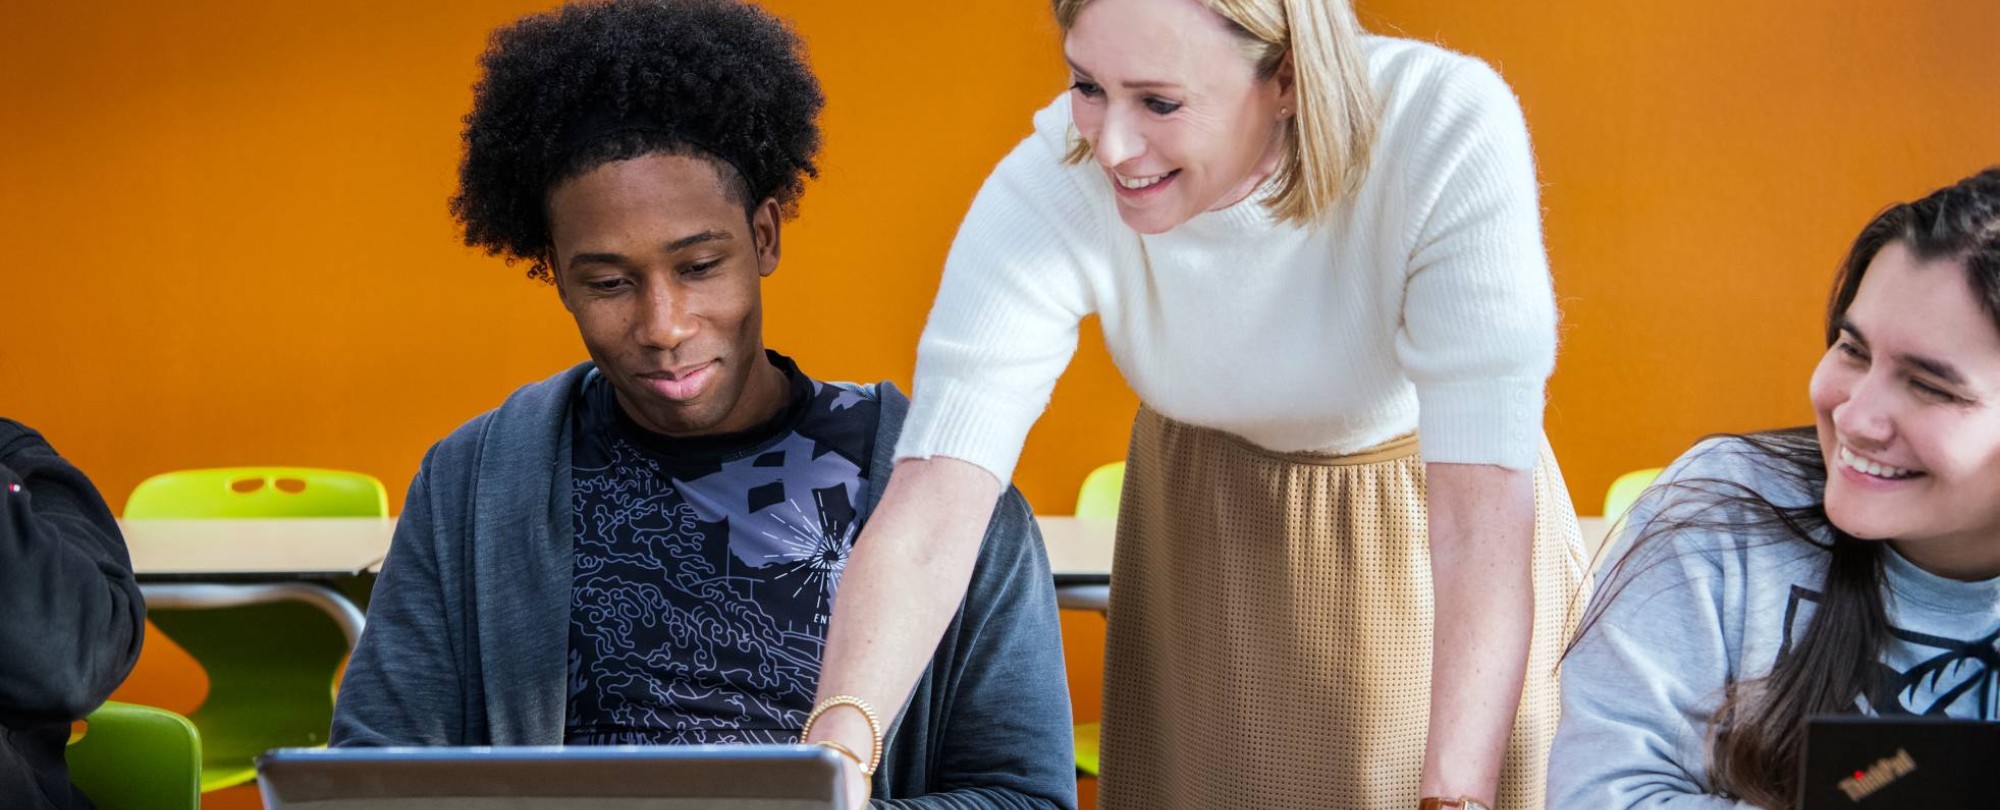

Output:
xmin=809 ymin=97 xmax=1101 ymax=806
xmin=871 ymin=487 xmax=1075 ymax=810
xmin=1388 ymin=53 xmax=1562 ymax=806
xmin=810 ymin=457 xmax=1005 ymax=805
xmin=1417 ymin=462 xmax=1534 ymax=803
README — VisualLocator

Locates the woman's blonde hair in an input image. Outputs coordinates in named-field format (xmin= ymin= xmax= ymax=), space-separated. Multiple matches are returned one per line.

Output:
xmin=1051 ymin=0 xmax=1379 ymax=225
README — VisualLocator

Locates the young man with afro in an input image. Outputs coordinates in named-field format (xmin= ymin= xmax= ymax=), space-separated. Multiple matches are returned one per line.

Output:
xmin=327 ymin=2 xmax=1076 ymax=807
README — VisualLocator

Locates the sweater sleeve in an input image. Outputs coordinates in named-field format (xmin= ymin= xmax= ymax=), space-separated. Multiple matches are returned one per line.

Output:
xmin=874 ymin=488 xmax=1076 ymax=810
xmin=0 ymin=419 xmax=145 ymax=726
xmin=330 ymin=444 xmax=467 ymax=747
xmin=1547 ymin=445 xmax=1766 ymax=809
xmin=1388 ymin=56 xmax=1557 ymax=469
xmin=894 ymin=99 xmax=1101 ymax=483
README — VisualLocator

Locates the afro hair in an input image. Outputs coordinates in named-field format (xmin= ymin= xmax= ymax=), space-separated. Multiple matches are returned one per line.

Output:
xmin=452 ymin=0 xmax=824 ymax=283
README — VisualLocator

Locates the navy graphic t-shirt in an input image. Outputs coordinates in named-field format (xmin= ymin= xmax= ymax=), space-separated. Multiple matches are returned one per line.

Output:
xmin=564 ymin=351 xmax=881 ymax=745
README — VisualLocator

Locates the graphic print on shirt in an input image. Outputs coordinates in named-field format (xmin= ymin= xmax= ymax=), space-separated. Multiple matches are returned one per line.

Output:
xmin=675 ymin=434 xmax=861 ymax=610
xmin=565 ymin=372 xmax=879 ymax=745
xmin=1780 ymin=585 xmax=2000 ymax=718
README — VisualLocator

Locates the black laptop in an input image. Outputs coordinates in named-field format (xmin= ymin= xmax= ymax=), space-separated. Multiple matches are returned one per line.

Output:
xmin=1798 ymin=715 xmax=2000 ymax=809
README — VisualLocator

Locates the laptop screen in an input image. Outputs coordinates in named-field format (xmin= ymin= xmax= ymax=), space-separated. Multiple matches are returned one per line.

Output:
xmin=257 ymin=745 xmax=849 ymax=810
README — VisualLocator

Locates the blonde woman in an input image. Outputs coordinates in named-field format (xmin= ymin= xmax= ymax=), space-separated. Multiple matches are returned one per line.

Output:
xmin=803 ymin=0 xmax=1582 ymax=807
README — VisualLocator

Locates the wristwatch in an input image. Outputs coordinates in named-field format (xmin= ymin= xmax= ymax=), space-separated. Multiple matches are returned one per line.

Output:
xmin=1418 ymin=797 xmax=1491 ymax=810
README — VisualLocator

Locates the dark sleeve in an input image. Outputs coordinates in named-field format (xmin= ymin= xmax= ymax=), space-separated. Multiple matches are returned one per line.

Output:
xmin=0 ymin=419 xmax=145 ymax=725
xmin=876 ymin=488 xmax=1077 ymax=810
xmin=330 ymin=447 xmax=467 ymax=746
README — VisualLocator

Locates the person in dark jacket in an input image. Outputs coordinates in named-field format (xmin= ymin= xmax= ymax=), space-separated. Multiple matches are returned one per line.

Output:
xmin=328 ymin=2 xmax=1076 ymax=808
xmin=0 ymin=420 xmax=146 ymax=809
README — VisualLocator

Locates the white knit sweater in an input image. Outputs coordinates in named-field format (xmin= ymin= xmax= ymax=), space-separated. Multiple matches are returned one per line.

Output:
xmin=897 ymin=36 xmax=1557 ymax=481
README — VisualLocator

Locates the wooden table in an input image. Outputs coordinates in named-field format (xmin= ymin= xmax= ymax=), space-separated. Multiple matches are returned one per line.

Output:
xmin=119 ymin=514 xmax=1604 ymax=625
xmin=1034 ymin=515 xmax=1116 ymax=586
xmin=1035 ymin=516 xmax=1116 ymax=611
xmin=119 ymin=516 xmax=1117 ymax=634
xmin=1577 ymin=516 xmax=1612 ymax=556
xmin=121 ymin=517 xmax=396 ymax=647
xmin=123 ymin=517 xmax=396 ymax=581
xmin=123 ymin=516 xmax=1111 ymax=580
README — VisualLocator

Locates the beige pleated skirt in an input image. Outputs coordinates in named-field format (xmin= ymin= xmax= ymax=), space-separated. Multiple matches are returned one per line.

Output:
xmin=1097 ymin=407 xmax=1586 ymax=810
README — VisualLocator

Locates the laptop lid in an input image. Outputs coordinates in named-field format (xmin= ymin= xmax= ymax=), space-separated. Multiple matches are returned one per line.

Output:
xmin=256 ymin=745 xmax=850 ymax=810
xmin=1798 ymin=715 xmax=2000 ymax=810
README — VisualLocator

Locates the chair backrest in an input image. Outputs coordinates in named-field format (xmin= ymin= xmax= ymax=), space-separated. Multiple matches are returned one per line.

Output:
xmin=124 ymin=467 xmax=387 ymax=519
xmin=1602 ymin=467 xmax=1665 ymax=522
xmin=1075 ymin=462 xmax=1125 ymax=522
xmin=68 ymin=701 xmax=201 ymax=810
xmin=121 ymin=467 xmax=383 ymax=791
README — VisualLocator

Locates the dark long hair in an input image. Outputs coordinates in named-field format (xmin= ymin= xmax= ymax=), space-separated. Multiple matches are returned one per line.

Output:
xmin=1575 ymin=167 xmax=2000 ymax=809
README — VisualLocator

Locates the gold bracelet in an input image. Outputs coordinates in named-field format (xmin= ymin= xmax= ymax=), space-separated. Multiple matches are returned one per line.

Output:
xmin=800 ymin=695 xmax=883 ymax=776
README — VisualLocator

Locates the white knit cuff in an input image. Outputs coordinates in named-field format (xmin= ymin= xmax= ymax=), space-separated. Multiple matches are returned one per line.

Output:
xmin=1415 ymin=377 xmax=1546 ymax=469
xmin=892 ymin=375 xmax=1046 ymax=484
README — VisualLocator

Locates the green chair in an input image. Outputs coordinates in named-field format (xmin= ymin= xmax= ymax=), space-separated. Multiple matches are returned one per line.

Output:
xmin=1073 ymin=720 xmax=1102 ymax=777
xmin=1063 ymin=461 xmax=1125 ymax=778
xmin=1603 ymin=467 xmax=1665 ymax=523
xmin=1074 ymin=461 xmax=1125 ymax=523
xmin=1589 ymin=467 xmax=1667 ymax=564
xmin=67 ymin=701 xmax=201 ymax=810
xmin=125 ymin=467 xmax=386 ymax=793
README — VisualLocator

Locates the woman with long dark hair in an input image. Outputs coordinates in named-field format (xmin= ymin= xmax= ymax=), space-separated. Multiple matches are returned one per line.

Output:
xmin=1549 ymin=167 xmax=2000 ymax=808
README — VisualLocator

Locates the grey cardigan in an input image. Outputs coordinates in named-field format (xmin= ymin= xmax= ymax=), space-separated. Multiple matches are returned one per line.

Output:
xmin=331 ymin=364 xmax=1076 ymax=809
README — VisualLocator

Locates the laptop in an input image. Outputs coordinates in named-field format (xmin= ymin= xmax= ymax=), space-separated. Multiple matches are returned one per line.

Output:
xmin=256 ymin=745 xmax=852 ymax=810
xmin=1797 ymin=715 xmax=2000 ymax=809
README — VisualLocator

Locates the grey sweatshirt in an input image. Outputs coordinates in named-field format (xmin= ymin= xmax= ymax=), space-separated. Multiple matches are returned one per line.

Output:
xmin=329 ymin=363 xmax=1076 ymax=810
xmin=1549 ymin=437 xmax=2000 ymax=809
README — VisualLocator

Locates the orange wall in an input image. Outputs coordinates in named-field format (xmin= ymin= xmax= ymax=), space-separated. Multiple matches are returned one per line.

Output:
xmin=5 ymin=1 xmax=1999 ymax=807
xmin=6 ymin=0 xmax=1998 ymax=534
